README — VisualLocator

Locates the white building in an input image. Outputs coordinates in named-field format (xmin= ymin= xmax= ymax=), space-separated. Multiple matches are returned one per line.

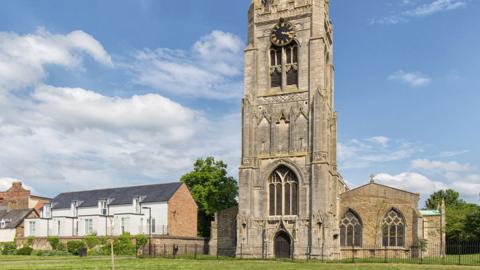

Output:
xmin=25 ymin=182 xmax=198 ymax=238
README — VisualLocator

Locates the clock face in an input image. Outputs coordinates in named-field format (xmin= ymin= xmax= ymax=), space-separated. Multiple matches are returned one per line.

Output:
xmin=271 ymin=20 xmax=295 ymax=47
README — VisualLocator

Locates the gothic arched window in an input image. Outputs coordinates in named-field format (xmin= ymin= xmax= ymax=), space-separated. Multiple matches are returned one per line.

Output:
xmin=382 ymin=209 xmax=405 ymax=247
xmin=286 ymin=43 xmax=298 ymax=86
xmin=270 ymin=46 xmax=282 ymax=88
xmin=268 ymin=166 xmax=298 ymax=216
xmin=270 ymin=41 xmax=299 ymax=89
xmin=340 ymin=210 xmax=362 ymax=247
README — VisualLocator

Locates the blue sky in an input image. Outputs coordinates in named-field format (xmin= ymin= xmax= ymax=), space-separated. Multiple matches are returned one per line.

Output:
xmin=0 ymin=0 xmax=478 ymax=205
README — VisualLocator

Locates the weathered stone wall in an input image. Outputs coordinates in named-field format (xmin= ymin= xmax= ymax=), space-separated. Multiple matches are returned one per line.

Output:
xmin=167 ymin=183 xmax=198 ymax=237
xmin=209 ymin=206 xmax=238 ymax=257
xmin=340 ymin=183 xmax=421 ymax=248
xmin=422 ymin=215 xmax=444 ymax=257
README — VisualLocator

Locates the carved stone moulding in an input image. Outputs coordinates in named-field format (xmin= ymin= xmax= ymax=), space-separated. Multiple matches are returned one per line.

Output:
xmin=257 ymin=91 xmax=308 ymax=105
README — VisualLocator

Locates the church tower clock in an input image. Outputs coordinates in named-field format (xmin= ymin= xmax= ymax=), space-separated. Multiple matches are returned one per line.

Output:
xmin=237 ymin=0 xmax=346 ymax=259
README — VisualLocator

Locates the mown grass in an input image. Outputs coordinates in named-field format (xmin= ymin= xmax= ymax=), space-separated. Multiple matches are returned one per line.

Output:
xmin=0 ymin=256 xmax=479 ymax=270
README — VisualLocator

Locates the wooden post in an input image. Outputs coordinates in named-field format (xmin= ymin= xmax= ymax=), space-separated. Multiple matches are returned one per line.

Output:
xmin=111 ymin=241 xmax=115 ymax=270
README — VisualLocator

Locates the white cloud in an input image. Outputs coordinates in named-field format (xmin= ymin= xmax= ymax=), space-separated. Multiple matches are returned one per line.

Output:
xmin=0 ymin=178 xmax=34 ymax=193
xmin=388 ymin=70 xmax=431 ymax=87
xmin=130 ymin=30 xmax=244 ymax=100
xmin=366 ymin=136 xmax=390 ymax=147
xmin=0 ymin=84 xmax=240 ymax=195
xmin=338 ymin=137 xmax=419 ymax=169
xmin=411 ymin=159 xmax=473 ymax=172
xmin=0 ymin=28 xmax=112 ymax=91
xmin=0 ymin=28 xmax=241 ymax=196
xmin=372 ymin=0 xmax=466 ymax=25
xmin=406 ymin=0 xmax=466 ymax=17
xmin=374 ymin=172 xmax=447 ymax=196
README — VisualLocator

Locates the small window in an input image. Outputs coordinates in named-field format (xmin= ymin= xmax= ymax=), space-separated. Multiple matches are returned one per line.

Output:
xmin=121 ymin=217 xmax=130 ymax=233
xmin=29 ymin=221 xmax=36 ymax=236
xmin=133 ymin=197 xmax=141 ymax=214
xmin=43 ymin=204 xmax=52 ymax=219
xmin=85 ymin=219 xmax=94 ymax=235
xmin=99 ymin=200 xmax=108 ymax=216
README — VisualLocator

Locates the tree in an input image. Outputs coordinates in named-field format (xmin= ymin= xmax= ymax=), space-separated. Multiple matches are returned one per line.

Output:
xmin=181 ymin=157 xmax=238 ymax=237
xmin=426 ymin=189 xmax=480 ymax=242
xmin=464 ymin=207 xmax=480 ymax=242
xmin=425 ymin=189 xmax=464 ymax=210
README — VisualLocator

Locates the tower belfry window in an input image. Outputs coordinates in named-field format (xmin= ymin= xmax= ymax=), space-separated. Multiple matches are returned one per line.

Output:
xmin=269 ymin=42 xmax=298 ymax=89
xmin=270 ymin=46 xmax=282 ymax=88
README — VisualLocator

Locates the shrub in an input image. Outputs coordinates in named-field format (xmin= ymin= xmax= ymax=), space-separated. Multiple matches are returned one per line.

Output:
xmin=88 ymin=244 xmax=110 ymax=256
xmin=47 ymin=236 xmax=60 ymax=250
xmin=25 ymin=236 xmax=34 ymax=247
xmin=135 ymin=234 xmax=148 ymax=253
xmin=16 ymin=246 xmax=33 ymax=255
xmin=113 ymin=232 xmax=135 ymax=255
xmin=1 ymin=242 xmax=17 ymax=255
xmin=84 ymin=234 xmax=99 ymax=249
xmin=66 ymin=240 xmax=86 ymax=255
xmin=57 ymin=242 xmax=67 ymax=251
xmin=32 ymin=249 xmax=71 ymax=256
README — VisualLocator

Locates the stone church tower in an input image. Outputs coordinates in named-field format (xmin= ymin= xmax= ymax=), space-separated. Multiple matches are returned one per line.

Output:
xmin=237 ymin=0 xmax=346 ymax=259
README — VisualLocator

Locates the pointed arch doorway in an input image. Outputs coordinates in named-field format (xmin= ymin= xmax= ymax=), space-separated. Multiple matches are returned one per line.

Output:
xmin=274 ymin=231 xmax=292 ymax=258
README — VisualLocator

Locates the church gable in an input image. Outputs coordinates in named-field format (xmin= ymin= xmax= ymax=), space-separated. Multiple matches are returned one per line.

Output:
xmin=340 ymin=182 xmax=420 ymax=205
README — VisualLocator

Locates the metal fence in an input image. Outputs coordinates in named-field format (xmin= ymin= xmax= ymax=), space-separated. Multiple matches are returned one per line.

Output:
xmin=142 ymin=242 xmax=480 ymax=266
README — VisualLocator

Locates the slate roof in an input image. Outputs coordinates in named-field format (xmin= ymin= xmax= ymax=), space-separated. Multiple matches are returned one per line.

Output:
xmin=0 ymin=209 xmax=36 ymax=229
xmin=52 ymin=182 xmax=183 ymax=209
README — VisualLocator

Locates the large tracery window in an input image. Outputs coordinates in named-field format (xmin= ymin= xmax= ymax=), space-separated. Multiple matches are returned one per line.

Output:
xmin=340 ymin=210 xmax=362 ymax=247
xmin=382 ymin=209 xmax=405 ymax=247
xmin=270 ymin=42 xmax=298 ymax=89
xmin=269 ymin=166 xmax=298 ymax=216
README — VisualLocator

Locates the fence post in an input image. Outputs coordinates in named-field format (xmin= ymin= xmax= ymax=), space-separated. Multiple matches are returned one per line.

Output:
xmin=163 ymin=244 xmax=166 ymax=257
xmin=384 ymin=246 xmax=387 ymax=263
xmin=194 ymin=243 xmax=197 ymax=259
xmin=420 ymin=245 xmax=423 ymax=264
xmin=458 ymin=243 xmax=462 ymax=265
xmin=240 ymin=242 xmax=243 ymax=259
xmin=352 ymin=244 xmax=355 ymax=263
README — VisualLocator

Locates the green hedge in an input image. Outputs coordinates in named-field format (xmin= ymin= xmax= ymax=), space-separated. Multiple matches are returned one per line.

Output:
xmin=1 ymin=242 xmax=17 ymax=255
xmin=66 ymin=240 xmax=86 ymax=255
xmin=16 ymin=246 xmax=33 ymax=255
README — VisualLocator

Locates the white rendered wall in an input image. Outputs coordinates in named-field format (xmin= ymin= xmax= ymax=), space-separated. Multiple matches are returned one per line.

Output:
xmin=26 ymin=201 xmax=169 ymax=237
xmin=0 ymin=229 xmax=16 ymax=242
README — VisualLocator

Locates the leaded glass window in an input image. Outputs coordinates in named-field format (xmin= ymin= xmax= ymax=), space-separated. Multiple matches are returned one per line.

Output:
xmin=340 ymin=210 xmax=362 ymax=247
xmin=268 ymin=166 xmax=298 ymax=216
xmin=382 ymin=209 xmax=405 ymax=247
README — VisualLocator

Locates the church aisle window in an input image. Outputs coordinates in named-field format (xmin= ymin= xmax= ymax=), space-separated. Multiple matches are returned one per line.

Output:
xmin=382 ymin=209 xmax=405 ymax=247
xmin=340 ymin=210 xmax=362 ymax=247
xmin=268 ymin=166 xmax=298 ymax=216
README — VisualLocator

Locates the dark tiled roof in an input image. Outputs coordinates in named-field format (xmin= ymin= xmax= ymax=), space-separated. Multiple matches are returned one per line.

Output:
xmin=0 ymin=209 xmax=35 ymax=229
xmin=52 ymin=182 xmax=183 ymax=209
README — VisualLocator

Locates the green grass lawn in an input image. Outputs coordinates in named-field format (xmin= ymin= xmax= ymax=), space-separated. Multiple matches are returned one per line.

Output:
xmin=0 ymin=256 xmax=479 ymax=270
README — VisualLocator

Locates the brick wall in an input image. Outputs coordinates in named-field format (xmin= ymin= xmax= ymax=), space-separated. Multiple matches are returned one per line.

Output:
xmin=167 ymin=183 xmax=198 ymax=237
xmin=0 ymin=182 xmax=31 ymax=210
